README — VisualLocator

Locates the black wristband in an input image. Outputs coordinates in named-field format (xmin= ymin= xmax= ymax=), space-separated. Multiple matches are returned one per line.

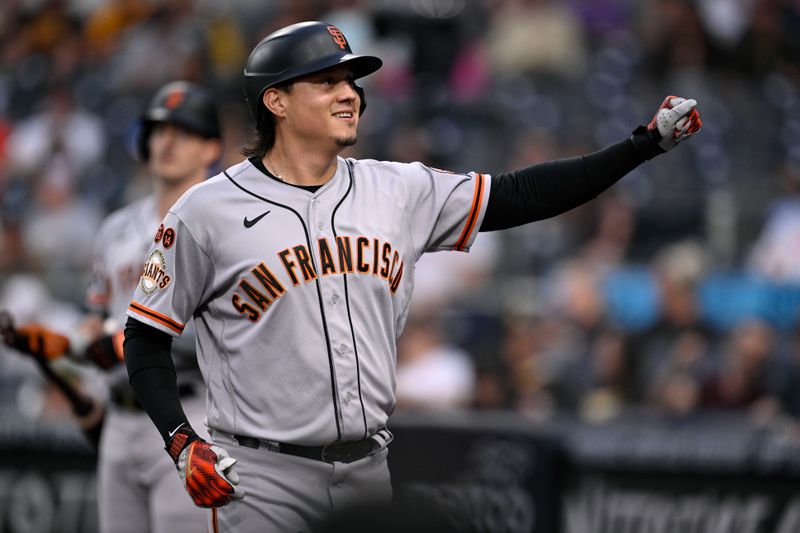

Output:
xmin=166 ymin=425 xmax=201 ymax=463
xmin=630 ymin=125 xmax=665 ymax=160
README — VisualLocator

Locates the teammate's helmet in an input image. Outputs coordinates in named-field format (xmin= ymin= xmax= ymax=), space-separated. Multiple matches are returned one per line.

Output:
xmin=243 ymin=21 xmax=382 ymax=128
xmin=137 ymin=81 xmax=222 ymax=161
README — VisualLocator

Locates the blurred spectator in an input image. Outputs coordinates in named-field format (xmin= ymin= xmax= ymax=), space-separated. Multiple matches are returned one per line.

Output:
xmin=646 ymin=326 xmax=712 ymax=416
xmin=640 ymin=0 xmax=708 ymax=78
xmin=472 ymin=362 xmax=515 ymax=410
xmin=579 ymin=328 xmax=630 ymax=422
xmin=396 ymin=313 xmax=476 ymax=410
xmin=106 ymin=1 xmax=207 ymax=91
xmin=19 ymin=159 xmax=104 ymax=276
xmin=5 ymin=84 xmax=104 ymax=182
xmin=627 ymin=241 xmax=717 ymax=404
xmin=773 ymin=323 xmax=800 ymax=421
xmin=577 ymin=190 xmax=636 ymax=275
xmin=20 ymin=0 xmax=76 ymax=56
xmin=374 ymin=0 xmax=487 ymax=102
xmin=496 ymin=313 xmax=555 ymax=415
xmin=485 ymin=0 xmax=587 ymax=80
xmin=735 ymin=0 xmax=800 ymax=78
xmin=700 ymin=319 xmax=782 ymax=422
xmin=747 ymin=162 xmax=800 ymax=282
xmin=82 ymin=0 xmax=155 ymax=62
xmin=4 ymin=83 xmax=105 ymax=276
xmin=539 ymin=260 xmax=632 ymax=420
xmin=411 ymin=233 xmax=500 ymax=312
xmin=204 ymin=6 xmax=249 ymax=84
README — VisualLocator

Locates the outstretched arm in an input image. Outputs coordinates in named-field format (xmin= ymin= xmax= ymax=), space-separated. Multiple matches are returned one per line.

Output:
xmin=481 ymin=96 xmax=702 ymax=232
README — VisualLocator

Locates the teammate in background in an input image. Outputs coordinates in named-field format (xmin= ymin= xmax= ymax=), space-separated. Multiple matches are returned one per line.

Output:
xmin=3 ymin=81 xmax=222 ymax=533
xmin=123 ymin=21 xmax=702 ymax=532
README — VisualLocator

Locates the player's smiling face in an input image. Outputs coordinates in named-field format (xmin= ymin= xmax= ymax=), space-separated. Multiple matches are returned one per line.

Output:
xmin=148 ymin=123 xmax=219 ymax=183
xmin=282 ymin=65 xmax=361 ymax=148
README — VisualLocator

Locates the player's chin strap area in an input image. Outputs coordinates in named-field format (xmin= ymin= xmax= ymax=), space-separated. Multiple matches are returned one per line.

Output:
xmin=231 ymin=427 xmax=393 ymax=464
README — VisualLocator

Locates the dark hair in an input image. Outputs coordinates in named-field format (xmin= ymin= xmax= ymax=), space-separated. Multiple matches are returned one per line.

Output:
xmin=241 ymin=118 xmax=276 ymax=159
xmin=241 ymin=84 xmax=291 ymax=159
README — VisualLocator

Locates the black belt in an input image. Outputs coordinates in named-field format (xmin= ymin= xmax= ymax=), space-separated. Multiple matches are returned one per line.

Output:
xmin=234 ymin=434 xmax=377 ymax=464
xmin=110 ymin=383 xmax=196 ymax=411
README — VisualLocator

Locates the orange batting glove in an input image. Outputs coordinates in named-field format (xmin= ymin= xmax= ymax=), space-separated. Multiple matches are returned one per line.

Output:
xmin=0 ymin=315 xmax=71 ymax=361
xmin=166 ymin=425 xmax=245 ymax=508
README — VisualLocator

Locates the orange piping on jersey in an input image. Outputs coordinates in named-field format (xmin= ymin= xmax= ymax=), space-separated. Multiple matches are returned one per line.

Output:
xmin=455 ymin=173 xmax=485 ymax=251
xmin=211 ymin=508 xmax=218 ymax=533
xmin=128 ymin=301 xmax=185 ymax=334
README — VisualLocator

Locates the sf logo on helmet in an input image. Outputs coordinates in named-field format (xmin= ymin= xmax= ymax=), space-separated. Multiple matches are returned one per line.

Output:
xmin=327 ymin=26 xmax=347 ymax=49
xmin=164 ymin=89 xmax=186 ymax=110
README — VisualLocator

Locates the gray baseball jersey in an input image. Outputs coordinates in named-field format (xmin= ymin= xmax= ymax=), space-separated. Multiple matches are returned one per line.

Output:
xmin=89 ymin=194 xmax=208 ymax=533
xmin=89 ymin=195 xmax=202 ymax=385
xmin=89 ymin=195 xmax=161 ymax=325
xmin=127 ymin=157 xmax=490 ymax=445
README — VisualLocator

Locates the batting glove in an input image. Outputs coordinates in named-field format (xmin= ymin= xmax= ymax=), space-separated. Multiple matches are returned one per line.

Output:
xmin=0 ymin=312 xmax=71 ymax=362
xmin=166 ymin=425 xmax=245 ymax=508
xmin=646 ymin=95 xmax=702 ymax=151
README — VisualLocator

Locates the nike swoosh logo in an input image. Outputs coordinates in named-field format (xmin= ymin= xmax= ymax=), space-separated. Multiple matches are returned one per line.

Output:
xmin=243 ymin=210 xmax=271 ymax=228
xmin=168 ymin=423 xmax=185 ymax=438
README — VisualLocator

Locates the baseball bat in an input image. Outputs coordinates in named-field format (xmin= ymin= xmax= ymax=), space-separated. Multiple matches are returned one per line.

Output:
xmin=30 ymin=351 xmax=105 ymax=449
xmin=0 ymin=311 xmax=104 ymax=449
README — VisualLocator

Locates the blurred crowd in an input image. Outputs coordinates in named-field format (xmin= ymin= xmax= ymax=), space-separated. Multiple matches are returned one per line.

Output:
xmin=1 ymin=0 xmax=800 ymax=437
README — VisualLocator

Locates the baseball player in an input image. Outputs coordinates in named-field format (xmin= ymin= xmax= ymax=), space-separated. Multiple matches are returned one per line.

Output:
xmin=4 ymin=81 xmax=222 ymax=533
xmin=123 ymin=21 xmax=702 ymax=532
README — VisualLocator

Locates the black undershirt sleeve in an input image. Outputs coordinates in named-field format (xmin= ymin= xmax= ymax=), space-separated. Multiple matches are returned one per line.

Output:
xmin=480 ymin=129 xmax=663 ymax=231
xmin=124 ymin=317 xmax=191 ymax=444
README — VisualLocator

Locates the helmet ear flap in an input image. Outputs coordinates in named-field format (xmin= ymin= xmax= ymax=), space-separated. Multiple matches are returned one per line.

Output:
xmin=355 ymin=84 xmax=366 ymax=116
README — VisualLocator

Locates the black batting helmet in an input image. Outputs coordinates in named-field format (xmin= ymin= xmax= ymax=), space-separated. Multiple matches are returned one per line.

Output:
xmin=137 ymin=81 xmax=221 ymax=161
xmin=243 ymin=21 xmax=382 ymax=128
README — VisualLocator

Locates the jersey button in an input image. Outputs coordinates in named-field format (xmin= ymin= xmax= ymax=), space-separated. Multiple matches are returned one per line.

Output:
xmin=317 ymin=222 xmax=324 ymax=231
xmin=332 ymin=294 xmax=339 ymax=304
xmin=339 ymin=343 xmax=348 ymax=354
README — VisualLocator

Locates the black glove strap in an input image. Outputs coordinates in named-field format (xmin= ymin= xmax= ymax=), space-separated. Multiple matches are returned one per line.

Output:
xmin=166 ymin=425 xmax=201 ymax=463
xmin=630 ymin=125 xmax=665 ymax=160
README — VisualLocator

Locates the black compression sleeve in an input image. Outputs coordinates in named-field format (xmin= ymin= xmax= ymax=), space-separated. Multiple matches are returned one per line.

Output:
xmin=480 ymin=130 xmax=663 ymax=231
xmin=124 ymin=317 xmax=192 ymax=444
